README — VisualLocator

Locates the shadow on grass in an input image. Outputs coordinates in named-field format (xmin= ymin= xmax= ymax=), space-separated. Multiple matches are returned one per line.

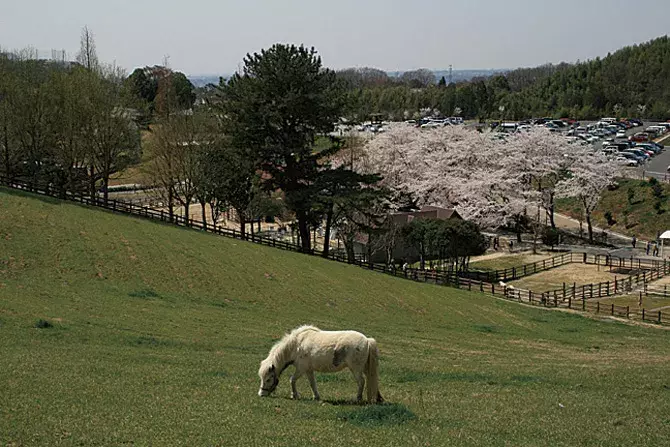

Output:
xmin=128 ymin=289 xmax=161 ymax=299
xmin=473 ymin=324 xmax=502 ymax=333
xmin=337 ymin=403 xmax=416 ymax=427
xmin=34 ymin=319 xmax=53 ymax=329
xmin=322 ymin=398 xmax=366 ymax=406
xmin=396 ymin=370 xmax=491 ymax=383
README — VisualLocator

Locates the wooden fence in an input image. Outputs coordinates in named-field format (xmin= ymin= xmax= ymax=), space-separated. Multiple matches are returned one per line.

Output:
xmin=641 ymin=284 xmax=670 ymax=298
xmin=0 ymin=177 xmax=304 ymax=254
xmin=465 ymin=251 xmax=666 ymax=283
xmin=1 ymin=176 xmax=668 ymax=326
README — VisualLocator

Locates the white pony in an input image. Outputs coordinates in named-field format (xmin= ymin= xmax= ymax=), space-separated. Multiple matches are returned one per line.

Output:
xmin=258 ymin=325 xmax=383 ymax=404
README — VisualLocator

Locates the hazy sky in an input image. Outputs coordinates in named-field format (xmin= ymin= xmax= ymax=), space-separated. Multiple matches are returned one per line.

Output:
xmin=2 ymin=0 xmax=669 ymax=75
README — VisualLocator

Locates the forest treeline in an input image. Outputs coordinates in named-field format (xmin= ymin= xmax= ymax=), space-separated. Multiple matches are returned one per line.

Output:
xmin=336 ymin=36 xmax=670 ymax=121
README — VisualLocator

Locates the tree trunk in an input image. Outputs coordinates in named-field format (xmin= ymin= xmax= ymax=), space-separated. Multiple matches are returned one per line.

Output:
xmin=258 ymin=219 xmax=261 ymax=233
xmin=183 ymin=201 xmax=190 ymax=226
xmin=344 ymin=236 xmax=355 ymax=263
xmin=419 ymin=241 xmax=425 ymax=270
xmin=238 ymin=211 xmax=246 ymax=238
xmin=89 ymin=166 xmax=97 ymax=203
xmin=209 ymin=201 xmax=218 ymax=230
xmin=250 ymin=219 xmax=255 ymax=237
xmin=2 ymin=123 xmax=10 ymax=180
xmin=586 ymin=212 xmax=594 ymax=244
xmin=102 ymin=174 xmax=109 ymax=205
xmin=168 ymin=187 xmax=174 ymax=222
xmin=548 ymin=192 xmax=556 ymax=228
xmin=297 ymin=214 xmax=311 ymax=252
xmin=322 ymin=204 xmax=333 ymax=258
xmin=200 ymin=200 xmax=207 ymax=231
xmin=532 ymin=205 xmax=541 ymax=254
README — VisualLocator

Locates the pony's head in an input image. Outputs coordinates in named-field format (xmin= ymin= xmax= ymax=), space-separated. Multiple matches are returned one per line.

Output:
xmin=258 ymin=360 xmax=279 ymax=397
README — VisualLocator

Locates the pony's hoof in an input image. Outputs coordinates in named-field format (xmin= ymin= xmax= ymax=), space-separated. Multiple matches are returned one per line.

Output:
xmin=291 ymin=394 xmax=300 ymax=400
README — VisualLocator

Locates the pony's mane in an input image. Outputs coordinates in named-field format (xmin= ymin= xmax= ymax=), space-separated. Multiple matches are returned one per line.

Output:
xmin=263 ymin=325 xmax=320 ymax=372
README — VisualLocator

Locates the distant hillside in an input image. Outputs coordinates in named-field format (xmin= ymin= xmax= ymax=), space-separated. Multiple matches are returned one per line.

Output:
xmin=503 ymin=35 xmax=670 ymax=119
xmin=388 ymin=69 xmax=507 ymax=83
xmin=190 ymin=69 xmax=507 ymax=88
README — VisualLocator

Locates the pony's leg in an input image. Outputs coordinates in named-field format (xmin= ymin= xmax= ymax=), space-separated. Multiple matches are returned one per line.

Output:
xmin=306 ymin=371 xmax=320 ymax=401
xmin=290 ymin=371 xmax=304 ymax=400
xmin=351 ymin=370 xmax=365 ymax=403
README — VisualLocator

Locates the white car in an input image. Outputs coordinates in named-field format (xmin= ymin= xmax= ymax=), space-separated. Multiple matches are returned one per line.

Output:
xmin=616 ymin=131 xmax=626 ymax=138
xmin=615 ymin=156 xmax=638 ymax=167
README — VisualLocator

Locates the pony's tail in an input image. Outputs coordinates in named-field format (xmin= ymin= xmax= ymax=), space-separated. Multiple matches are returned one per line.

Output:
xmin=365 ymin=338 xmax=383 ymax=404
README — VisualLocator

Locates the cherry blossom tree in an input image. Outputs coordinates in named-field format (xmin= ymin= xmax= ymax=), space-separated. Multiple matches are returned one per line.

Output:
xmin=556 ymin=153 xmax=620 ymax=243
xmin=361 ymin=124 xmax=619 ymax=247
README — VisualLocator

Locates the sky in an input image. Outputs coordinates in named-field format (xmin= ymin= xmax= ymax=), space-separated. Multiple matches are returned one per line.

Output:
xmin=2 ymin=0 xmax=670 ymax=76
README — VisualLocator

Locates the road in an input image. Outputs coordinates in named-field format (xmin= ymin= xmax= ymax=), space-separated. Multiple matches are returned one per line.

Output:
xmin=646 ymin=133 xmax=670 ymax=180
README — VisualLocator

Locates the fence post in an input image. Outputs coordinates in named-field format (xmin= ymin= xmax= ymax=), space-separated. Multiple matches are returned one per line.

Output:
xmin=659 ymin=311 xmax=662 ymax=324
xmin=596 ymin=302 xmax=600 ymax=313
xmin=611 ymin=304 xmax=614 ymax=315
xmin=563 ymin=282 xmax=566 ymax=296
xmin=582 ymin=299 xmax=585 ymax=311
xmin=642 ymin=308 xmax=645 ymax=321
xmin=568 ymin=297 xmax=571 ymax=309
xmin=626 ymin=306 xmax=629 ymax=318
xmin=512 ymin=267 xmax=516 ymax=279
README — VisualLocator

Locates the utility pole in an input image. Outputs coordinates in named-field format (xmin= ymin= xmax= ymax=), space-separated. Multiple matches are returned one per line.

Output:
xmin=448 ymin=64 xmax=453 ymax=85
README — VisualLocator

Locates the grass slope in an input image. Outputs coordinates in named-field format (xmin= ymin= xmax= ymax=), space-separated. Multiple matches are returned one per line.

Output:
xmin=557 ymin=178 xmax=670 ymax=241
xmin=1 ymin=187 xmax=670 ymax=446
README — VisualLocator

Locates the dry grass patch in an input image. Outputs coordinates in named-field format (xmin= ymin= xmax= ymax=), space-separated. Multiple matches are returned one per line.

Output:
xmin=510 ymin=263 xmax=625 ymax=292
xmin=469 ymin=251 xmax=555 ymax=272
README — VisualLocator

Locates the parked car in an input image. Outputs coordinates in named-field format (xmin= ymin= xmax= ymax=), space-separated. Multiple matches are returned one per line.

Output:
xmin=623 ymin=149 xmax=649 ymax=160
xmin=630 ymin=132 xmax=650 ymax=142
xmin=614 ymin=156 xmax=638 ymax=167
xmin=619 ymin=152 xmax=645 ymax=163
xmin=633 ymin=143 xmax=662 ymax=154
xmin=615 ymin=131 xmax=626 ymax=138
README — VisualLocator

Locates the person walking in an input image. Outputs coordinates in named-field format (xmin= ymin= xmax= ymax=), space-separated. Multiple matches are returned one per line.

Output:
xmin=632 ymin=235 xmax=637 ymax=249
xmin=653 ymin=243 xmax=659 ymax=257
xmin=646 ymin=241 xmax=651 ymax=256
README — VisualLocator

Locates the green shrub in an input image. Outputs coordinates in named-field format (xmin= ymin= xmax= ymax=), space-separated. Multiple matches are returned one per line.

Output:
xmin=34 ymin=319 xmax=53 ymax=329
xmin=542 ymin=227 xmax=560 ymax=247
xmin=338 ymin=403 xmax=416 ymax=427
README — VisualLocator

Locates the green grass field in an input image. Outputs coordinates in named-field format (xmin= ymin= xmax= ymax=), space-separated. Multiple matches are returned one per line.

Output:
xmin=2 ymin=187 xmax=670 ymax=446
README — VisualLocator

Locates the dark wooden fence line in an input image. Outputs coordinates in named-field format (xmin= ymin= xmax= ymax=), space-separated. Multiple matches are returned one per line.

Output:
xmin=2 ymin=177 xmax=668 ymax=326
xmin=465 ymin=252 xmax=666 ymax=283
xmin=501 ymin=285 xmax=667 ymax=325
xmin=0 ymin=176 xmax=305 ymax=253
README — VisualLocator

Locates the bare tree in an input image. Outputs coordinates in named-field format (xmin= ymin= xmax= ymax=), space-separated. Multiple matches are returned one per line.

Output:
xmin=76 ymin=26 xmax=99 ymax=72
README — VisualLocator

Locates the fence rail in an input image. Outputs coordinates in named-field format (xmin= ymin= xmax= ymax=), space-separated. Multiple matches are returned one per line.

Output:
xmin=1 ymin=176 xmax=668 ymax=326
xmin=465 ymin=251 xmax=666 ymax=283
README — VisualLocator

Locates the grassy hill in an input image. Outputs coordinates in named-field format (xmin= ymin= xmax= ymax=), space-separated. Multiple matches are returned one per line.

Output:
xmin=557 ymin=178 xmax=670 ymax=242
xmin=1 ymin=187 xmax=670 ymax=446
